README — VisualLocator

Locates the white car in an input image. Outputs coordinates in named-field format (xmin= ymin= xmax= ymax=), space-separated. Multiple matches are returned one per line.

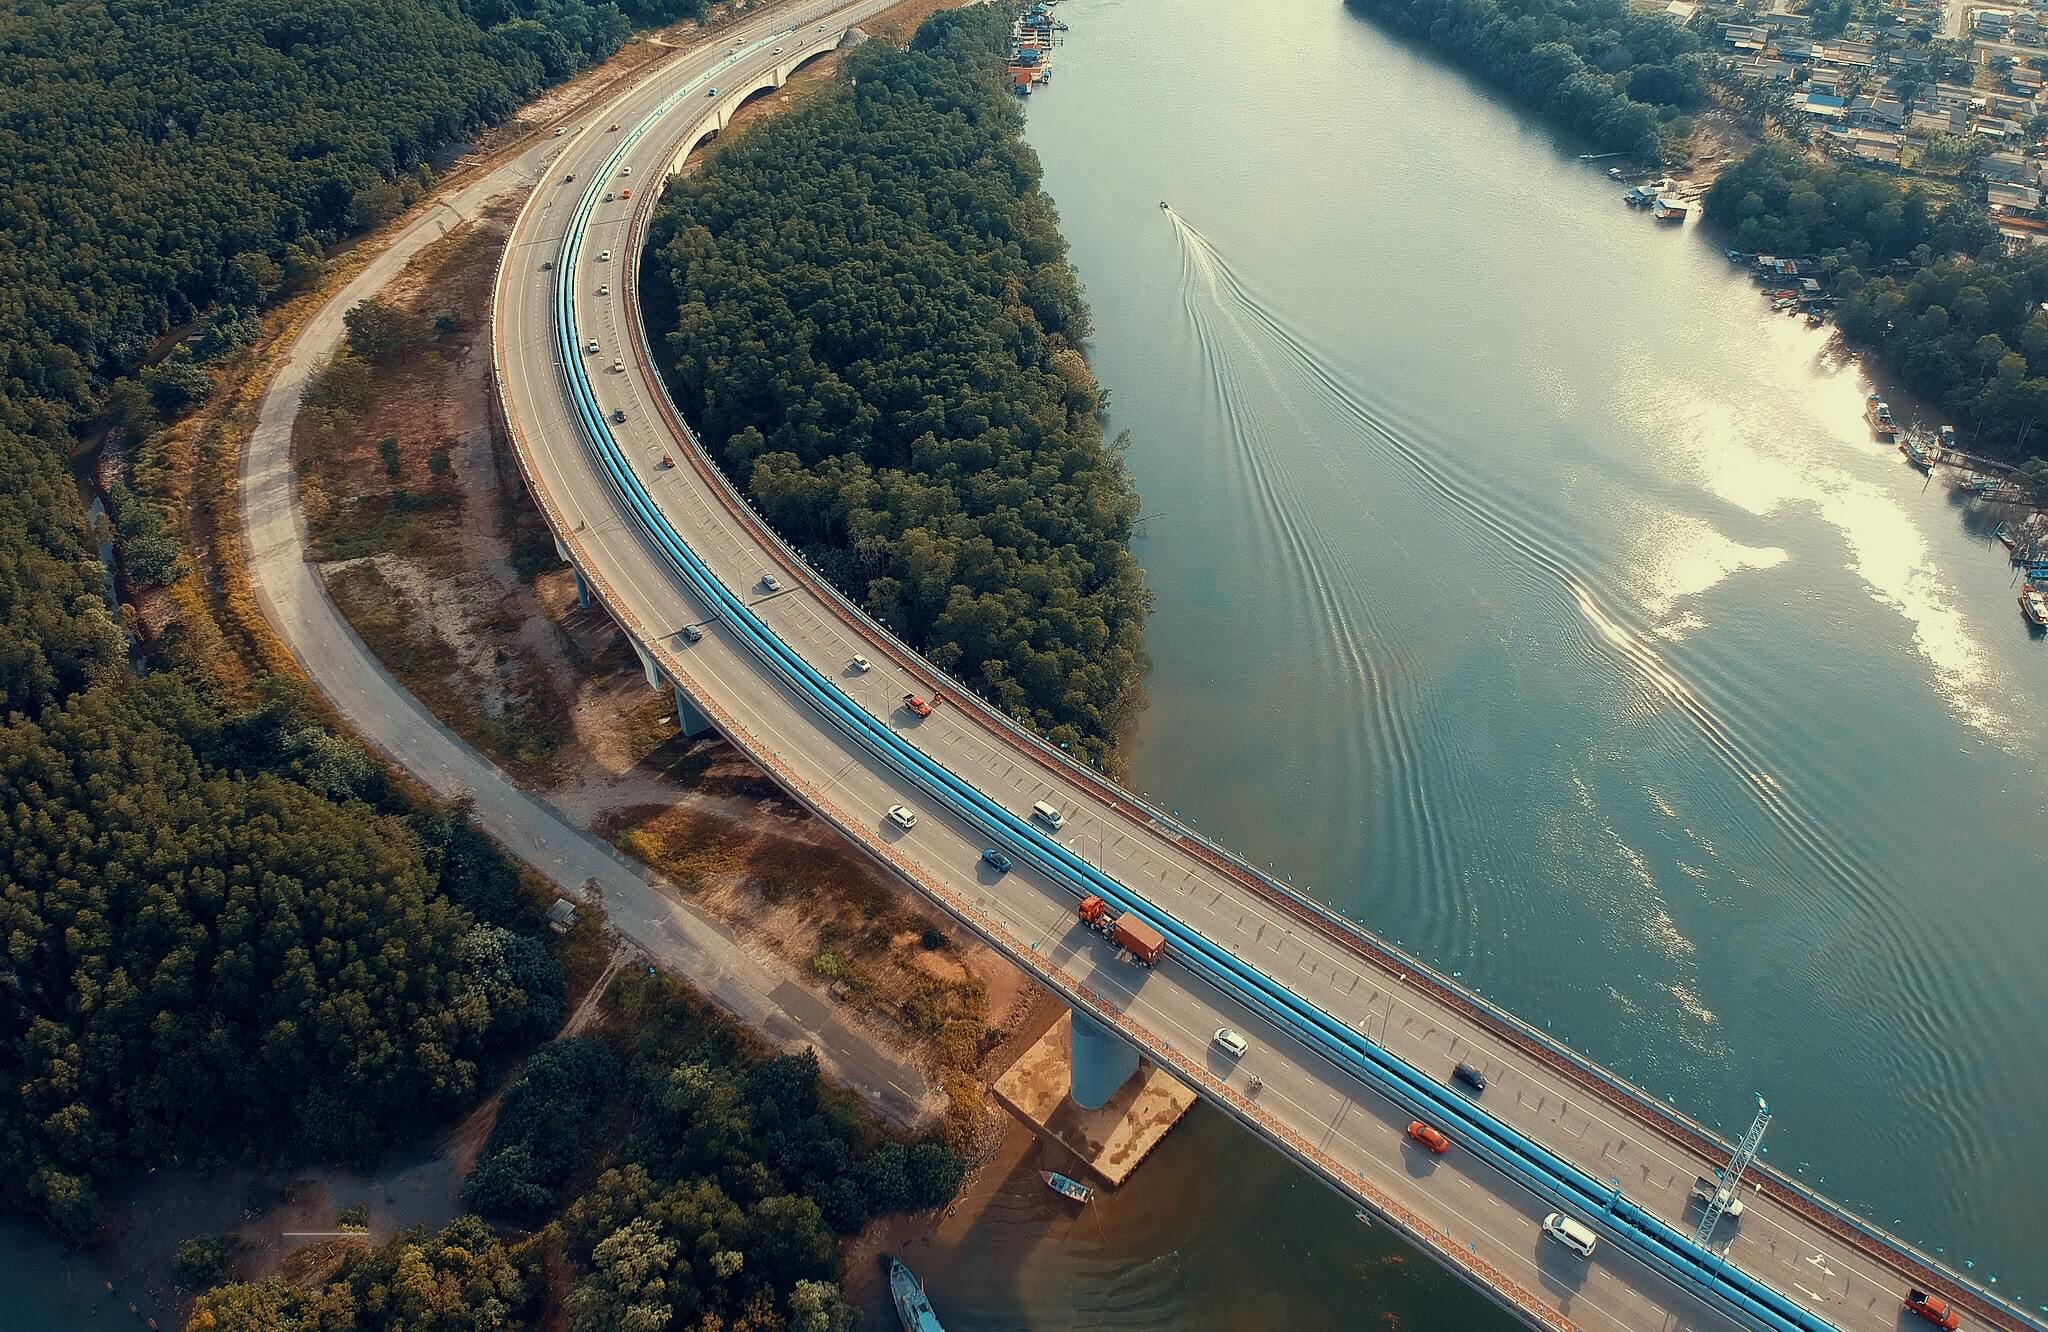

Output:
xmin=611 ymin=359 xmax=624 ymax=373
xmin=760 ymin=573 xmax=784 ymax=593
xmin=585 ymin=339 xmax=599 ymax=353
xmin=849 ymin=655 xmax=871 ymax=673
xmin=599 ymin=249 xmax=611 ymax=262
xmin=773 ymin=46 xmax=783 ymax=54
xmin=1212 ymin=1028 xmax=1249 ymax=1058
xmin=887 ymin=804 xmax=917 ymax=831
xmin=621 ymin=166 xmax=632 ymax=177
xmin=597 ymin=283 xmax=609 ymax=296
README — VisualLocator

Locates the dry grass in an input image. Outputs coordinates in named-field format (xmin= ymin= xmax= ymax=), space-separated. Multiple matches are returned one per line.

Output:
xmin=867 ymin=0 xmax=975 ymax=45
xmin=605 ymin=797 xmax=1004 ymax=1147
xmin=159 ymin=14 xmax=762 ymax=699
xmin=327 ymin=561 xmax=568 ymax=782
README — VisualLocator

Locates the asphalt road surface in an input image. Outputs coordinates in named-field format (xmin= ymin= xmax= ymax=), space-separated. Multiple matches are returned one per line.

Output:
xmin=494 ymin=6 xmax=2024 ymax=1332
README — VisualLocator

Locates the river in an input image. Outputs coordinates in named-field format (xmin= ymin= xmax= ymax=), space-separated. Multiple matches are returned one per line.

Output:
xmin=8 ymin=3 xmax=2044 ymax=1327
xmin=903 ymin=0 xmax=2048 ymax=1327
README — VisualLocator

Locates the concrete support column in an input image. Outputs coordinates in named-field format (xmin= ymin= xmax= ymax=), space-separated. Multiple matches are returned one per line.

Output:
xmin=671 ymin=683 xmax=715 ymax=738
xmin=632 ymin=640 xmax=662 ymax=691
xmin=574 ymin=567 xmax=590 ymax=609
xmin=1068 ymin=1008 xmax=1139 ymax=1111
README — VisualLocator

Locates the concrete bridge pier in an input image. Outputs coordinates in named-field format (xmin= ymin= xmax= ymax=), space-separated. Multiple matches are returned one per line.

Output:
xmin=990 ymin=1010 xmax=1197 ymax=1189
xmin=632 ymin=640 xmax=663 ymax=691
xmin=1068 ymin=1009 xmax=1141 ymax=1110
xmin=671 ymin=682 xmax=715 ymax=738
xmin=574 ymin=567 xmax=590 ymax=609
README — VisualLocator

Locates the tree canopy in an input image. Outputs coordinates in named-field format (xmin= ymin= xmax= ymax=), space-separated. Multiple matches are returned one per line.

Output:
xmin=0 ymin=0 xmax=709 ymax=434
xmin=1343 ymin=0 xmax=1707 ymax=162
xmin=1706 ymin=146 xmax=2048 ymax=457
xmin=643 ymin=6 xmax=1149 ymax=766
xmin=0 ymin=0 xmax=666 ymax=1234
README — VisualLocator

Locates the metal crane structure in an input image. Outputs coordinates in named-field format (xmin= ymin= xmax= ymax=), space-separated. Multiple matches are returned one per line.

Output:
xmin=1698 ymin=1096 xmax=1774 ymax=1246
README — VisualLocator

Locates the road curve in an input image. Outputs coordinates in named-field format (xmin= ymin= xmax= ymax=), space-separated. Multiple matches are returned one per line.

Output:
xmin=495 ymin=8 xmax=2041 ymax=1332
xmin=239 ymin=10 xmax=939 ymax=1130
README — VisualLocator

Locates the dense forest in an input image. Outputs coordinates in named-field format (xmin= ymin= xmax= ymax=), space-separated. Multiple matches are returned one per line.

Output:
xmin=642 ymin=6 xmax=1150 ymax=767
xmin=1708 ymin=146 xmax=2048 ymax=463
xmin=189 ymin=975 xmax=959 ymax=1332
xmin=0 ymin=0 xmax=723 ymax=1240
xmin=1342 ymin=0 xmax=1708 ymax=163
xmin=3 ymin=1 xmax=977 ymax=1319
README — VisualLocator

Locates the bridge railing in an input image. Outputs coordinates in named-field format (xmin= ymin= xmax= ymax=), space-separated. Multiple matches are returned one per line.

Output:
xmin=619 ymin=191 xmax=2037 ymax=1332
xmin=510 ymin=36 xmax=2038 ymax=1332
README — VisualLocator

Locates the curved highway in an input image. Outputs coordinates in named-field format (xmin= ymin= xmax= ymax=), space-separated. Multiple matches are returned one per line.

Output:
xmin=492 ymin=9 xmax=2038 ymax=1332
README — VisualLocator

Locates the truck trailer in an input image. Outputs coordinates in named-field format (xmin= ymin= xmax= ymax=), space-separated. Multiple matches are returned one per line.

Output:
xmin=1077 ymin=895 xmax=1168 ymax=967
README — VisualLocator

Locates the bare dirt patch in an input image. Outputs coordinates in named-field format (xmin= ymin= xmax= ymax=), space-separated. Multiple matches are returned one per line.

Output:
xmin=867 ymin=0 xmax=975 ymax=45
xmin=604 ymin=794 xmax=1033 ymax=1147
xmin=297 ymin=205 xmax=579 ymax=783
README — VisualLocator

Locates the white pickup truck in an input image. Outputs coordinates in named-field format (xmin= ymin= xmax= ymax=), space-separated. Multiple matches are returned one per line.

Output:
xmin=1690 ymin=1175 xmax=1746 ymax=1219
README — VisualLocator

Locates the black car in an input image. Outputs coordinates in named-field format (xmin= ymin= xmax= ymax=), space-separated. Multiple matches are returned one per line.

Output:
xmin=1452 ymin=1063 xmax=1487 ymax=1094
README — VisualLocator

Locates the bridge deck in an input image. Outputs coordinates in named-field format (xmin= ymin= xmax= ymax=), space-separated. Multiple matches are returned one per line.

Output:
xmin=489 ymin=8 xmax=2035 ymax=1331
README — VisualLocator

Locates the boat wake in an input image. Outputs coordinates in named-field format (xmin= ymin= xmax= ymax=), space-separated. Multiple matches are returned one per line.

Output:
xmin=1171 ymin=205 xmax=1480 ymax=901
xmin=1164 ymin=209 xmax=1911 ymax=959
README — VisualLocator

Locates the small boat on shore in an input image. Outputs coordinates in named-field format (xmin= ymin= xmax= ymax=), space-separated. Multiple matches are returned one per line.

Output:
xmin=2021 ymin=585 xmax=2048 ymax=630
xmin=889 ymin=1256 xmax=944 ymax=1332
xmin=1867 ymin=394 xmax=1898 ymax=439
xmin=1041 ymin=1170 xmax=1095 ymax=1204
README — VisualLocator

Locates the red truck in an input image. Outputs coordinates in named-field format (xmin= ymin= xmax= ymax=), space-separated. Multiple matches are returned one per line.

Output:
xmin=1077 ymin=895 xmax=1168 ymax=967
xmin=1905 ymin=1290 xmax=1961 ymax=1330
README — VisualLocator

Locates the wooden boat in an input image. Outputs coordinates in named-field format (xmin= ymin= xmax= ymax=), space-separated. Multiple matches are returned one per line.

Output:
xmin=889 ymin=1256 xmax=944 ymax=1332
xmin=2021 ymin=585 xmax=2048 ymax=629
xmin=1041 ymin=1170 xmax=1095 ymax=1204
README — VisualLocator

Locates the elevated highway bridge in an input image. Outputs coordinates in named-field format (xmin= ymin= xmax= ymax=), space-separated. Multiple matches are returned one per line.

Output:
xmin=488 ymin=5 xmax=2040 ymax=1330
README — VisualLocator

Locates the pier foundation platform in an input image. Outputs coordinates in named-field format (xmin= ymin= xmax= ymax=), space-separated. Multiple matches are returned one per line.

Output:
xmin=991 ymin=1011 xmax=1195 ymax=1187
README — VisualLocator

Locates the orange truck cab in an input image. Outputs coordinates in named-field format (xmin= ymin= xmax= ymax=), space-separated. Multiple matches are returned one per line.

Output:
xmin=902 ymin=693 xmax=933 ymax=718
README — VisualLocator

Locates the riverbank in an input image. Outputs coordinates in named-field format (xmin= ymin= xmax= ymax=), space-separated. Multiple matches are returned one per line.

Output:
xmin=911 ymin=1 xmax=2048 ymax=1324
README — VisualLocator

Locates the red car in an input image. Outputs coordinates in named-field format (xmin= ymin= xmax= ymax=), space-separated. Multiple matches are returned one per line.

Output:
xmin=1905 ymin=1290 xmax=1961 ymax=1330
xmin=902 ymin=693 xmax=933 ymax=719
xmin=1405 ymin=1120 xmax=1451 ymax=1154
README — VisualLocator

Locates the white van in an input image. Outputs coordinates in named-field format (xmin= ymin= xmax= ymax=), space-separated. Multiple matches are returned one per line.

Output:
xmin=1031 ymin=800 xmax=1065 ymax=830
xmin=1542 ymin=1213 xmax=1598 ymax=1258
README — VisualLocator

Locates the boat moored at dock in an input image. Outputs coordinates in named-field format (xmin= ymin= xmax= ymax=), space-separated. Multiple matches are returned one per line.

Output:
xmin=1866 ymin=393 xmax=1899 ymax=439
xmin=1041 ymin=1170 xmax=1096 ymax=1203
xmin=2021 ymin=585 xmax=2048 ymax=630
